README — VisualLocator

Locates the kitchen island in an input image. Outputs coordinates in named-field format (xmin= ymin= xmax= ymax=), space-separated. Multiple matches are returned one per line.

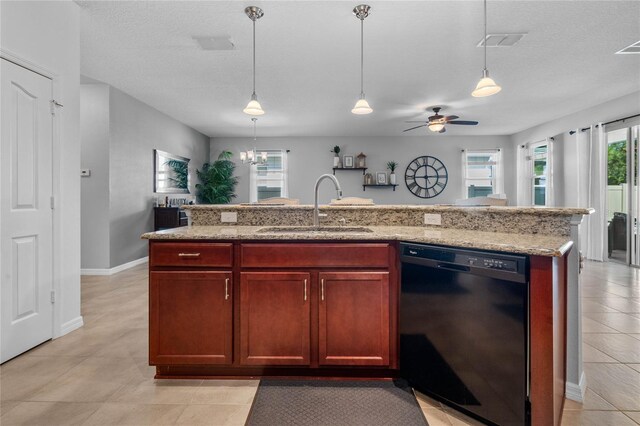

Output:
xmin=142 ymin=204 xmax=592 ymax=426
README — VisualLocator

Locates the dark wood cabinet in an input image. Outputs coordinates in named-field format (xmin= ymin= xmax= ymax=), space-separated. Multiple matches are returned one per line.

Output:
xmin=154 ymin=207 xmax=188 ymax=231
xmin=149 ymin=271 xmax=233 ymax=365
xmin=318 ymin=272 xmax=390 ymax=366
xmin=239 ymin=272 xmax=311 ymax=366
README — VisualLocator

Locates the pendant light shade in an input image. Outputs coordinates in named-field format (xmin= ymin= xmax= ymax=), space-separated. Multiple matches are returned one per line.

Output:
xmin=472 ymin=0 xmax=501 ymax=97
xmin=352 ymin=5 xmax=372 ymax=115
xmin=352 ymin=97 xmax=373 ymax=115
xmin=243 ymin=94 xmax=265 ymax=116
xmin=244 ymin=6 xmax=265 ymax=115
xmin=472 ymin=69 xmax=502 ymax=97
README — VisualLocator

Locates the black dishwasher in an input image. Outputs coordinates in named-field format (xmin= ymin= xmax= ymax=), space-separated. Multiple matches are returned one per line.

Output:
xmin=400 ymin=243 xmax=529 ymax=426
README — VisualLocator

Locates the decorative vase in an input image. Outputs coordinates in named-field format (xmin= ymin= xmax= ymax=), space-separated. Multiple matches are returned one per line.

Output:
xmin=389 ymin=173 xmax=397 ymax=185
xmin=333 ymin=156 xmax=340 ymax=167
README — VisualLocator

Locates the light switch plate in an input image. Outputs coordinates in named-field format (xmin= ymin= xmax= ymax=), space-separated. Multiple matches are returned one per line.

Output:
xmin=221 ymin=212 xmax=238 ymax=223
xmin=81 ymin=169 xmax=91 ymax=177
xmin=424 ymin=213 xmax=442 ymax=226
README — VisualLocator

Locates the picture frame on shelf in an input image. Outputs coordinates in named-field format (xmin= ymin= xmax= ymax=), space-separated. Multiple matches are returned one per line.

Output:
xmin=343 ymin=155 xmax=354 ymax=168
xmin=376 ymin=172 xmax=387 ymax=185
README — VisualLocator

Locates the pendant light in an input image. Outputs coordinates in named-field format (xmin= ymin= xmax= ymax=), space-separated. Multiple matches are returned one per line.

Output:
xmin=243 ymin=6 xmax=265 ymax=115
xmin=240 ymin=118 xmax=267 ymax=165
xmin=351 ymin=4 xmax=373 ymax=115
xmin=472 ymin=0 xmax=502 ymax=97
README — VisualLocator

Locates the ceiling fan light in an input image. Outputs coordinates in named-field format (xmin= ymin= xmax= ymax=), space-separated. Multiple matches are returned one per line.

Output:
xmin=428 ymin=123 xmax=445 ymax=132
xmin=352 ymin=97 xmax=373 ymax=115
xmin=472 ymin=75 xmax=502 ymax=97
xmin=243 ymin=96 xmax=265 ymax=115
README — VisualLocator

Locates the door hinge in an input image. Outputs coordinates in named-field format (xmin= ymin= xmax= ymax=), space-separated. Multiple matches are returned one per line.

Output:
xmin=50 ymin=100 xmax=63 ymax=115
xmin=50 ymin=196 xmax=55 ymax=210
xmin=50 ymin=290 xmax=56 ymax=304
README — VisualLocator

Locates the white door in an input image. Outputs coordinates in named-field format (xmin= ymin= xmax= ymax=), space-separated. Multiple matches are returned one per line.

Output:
xmin=1 ymin=58 xmax=54 ymax=363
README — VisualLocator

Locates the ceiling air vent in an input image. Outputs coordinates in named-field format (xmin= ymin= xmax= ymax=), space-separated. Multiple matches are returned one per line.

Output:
xmin=477 ymin=33 xmax=527 ymax=47
xmin=193 ymin=36 xmax=235 ymax=51
xmin=616 ymin=40 xmax=640 ymax=55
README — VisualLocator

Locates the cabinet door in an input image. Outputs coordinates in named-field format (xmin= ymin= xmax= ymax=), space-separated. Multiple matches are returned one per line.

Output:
xmin=319 ymin=272 xmax=390 ymax=366
xmin=150 ymin=271 xmax=232 ymax=365
xmin=240 ymin=272 xmax=311 ymax=365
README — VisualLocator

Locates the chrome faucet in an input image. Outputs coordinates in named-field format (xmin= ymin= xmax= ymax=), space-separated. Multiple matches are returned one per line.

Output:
xmin=314 ymin=174 xmax=343 ymax=227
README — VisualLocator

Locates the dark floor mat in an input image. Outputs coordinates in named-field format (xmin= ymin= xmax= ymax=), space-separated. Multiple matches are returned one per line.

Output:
xmin=245 ymin=379 xmax=428 ymax=426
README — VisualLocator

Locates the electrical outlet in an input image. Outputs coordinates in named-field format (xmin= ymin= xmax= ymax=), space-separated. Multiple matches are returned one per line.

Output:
xmin=220 ymin=212 xmax=238 ymax=223
xmin=81 ymin=169 xmax=91 ymax=177
xmin=424 ymin=213 xmax=442 ymax=226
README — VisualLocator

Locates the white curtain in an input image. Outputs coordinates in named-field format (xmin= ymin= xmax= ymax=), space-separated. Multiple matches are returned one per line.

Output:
xmin=584 ymin=124 xmax=607 ymax=261
xmin=516 ymin=144 xmax=529 ymax=205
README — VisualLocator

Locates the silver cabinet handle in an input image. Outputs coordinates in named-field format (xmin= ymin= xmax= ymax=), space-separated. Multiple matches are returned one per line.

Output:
xmin=225 ymin=278 xmax=230 ymax=300
xmin=178 ymin=253 xmax=200 ymax=257
xmin=321 ymin=278 xmax=325 ymax=301
xmin=304 ymin=279 xmax=307 ymax=301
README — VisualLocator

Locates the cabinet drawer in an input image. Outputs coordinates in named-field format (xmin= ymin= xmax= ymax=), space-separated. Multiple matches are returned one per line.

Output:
xmin=241 ymin=243 xmax=389 ymax=268
xmin=150 ymin=242 xmax=233 ymax=267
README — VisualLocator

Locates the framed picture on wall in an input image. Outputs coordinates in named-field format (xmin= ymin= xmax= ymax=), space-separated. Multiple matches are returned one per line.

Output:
xmin=343 ymin=155 xmax=354 ymax=168
xmin=376 ymin=172 xmax=387 ymax=185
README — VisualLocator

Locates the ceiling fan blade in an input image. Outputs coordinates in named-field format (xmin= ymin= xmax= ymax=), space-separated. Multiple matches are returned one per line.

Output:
xmin=402 ymin=124 xmax=428 ymax=132
xmin=404 ymin=121 xmax=428 ymax=123
xmin=438 ymin=127 xmax=447 ymax=133
xmin=448 ymin=120 xmax=479 ymax=126
xmin=444 ymin=115 xmax=459 ymax=121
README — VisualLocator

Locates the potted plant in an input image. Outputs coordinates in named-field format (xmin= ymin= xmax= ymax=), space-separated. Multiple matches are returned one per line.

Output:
xmin=195 ymin=150 xmax=239 ymax=204
xmin=387 ymin=161 xmax=398 ymax=185
xmin=331 ymin=145 xmax=341 ymax=167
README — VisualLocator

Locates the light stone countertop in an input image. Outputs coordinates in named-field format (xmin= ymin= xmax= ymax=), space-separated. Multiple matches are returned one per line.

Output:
xmin=182 ymin=204 xmax=594 ymax=216
xmin=142 ymin=225 xmax=574 ymax=257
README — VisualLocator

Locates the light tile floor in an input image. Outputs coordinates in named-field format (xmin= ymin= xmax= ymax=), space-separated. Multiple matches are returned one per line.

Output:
xmin=0 ymin=260 xmax=638 ymax=425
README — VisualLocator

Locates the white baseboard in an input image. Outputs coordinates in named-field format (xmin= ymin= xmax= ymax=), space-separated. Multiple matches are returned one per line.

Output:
xmin=81 ymin=256 xmax=148 ymax=276
xmin=58 ymin=316 xmax=84 ymax=337
xmin=565 ymin=372 xmax=586 ymax=402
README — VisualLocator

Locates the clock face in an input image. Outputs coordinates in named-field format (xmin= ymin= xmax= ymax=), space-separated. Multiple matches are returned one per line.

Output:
xmin=405 ymin=156 xmax=448 ymax=199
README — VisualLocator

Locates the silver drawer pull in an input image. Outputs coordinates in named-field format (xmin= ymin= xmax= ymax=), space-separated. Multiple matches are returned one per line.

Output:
xmin=178 ymin=253 xmax=200 ymax=257
xmin=225 ymin=278 xmax=230 ymax=300
xmin=321 ymin=279 xmax=325 ymax=301
xmin=304 ymin=279 xmax=307 ymax=301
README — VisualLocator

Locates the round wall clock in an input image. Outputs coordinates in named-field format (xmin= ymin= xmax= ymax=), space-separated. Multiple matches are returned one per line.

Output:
xmin=405 ymin=156 xmax=448 ymax=199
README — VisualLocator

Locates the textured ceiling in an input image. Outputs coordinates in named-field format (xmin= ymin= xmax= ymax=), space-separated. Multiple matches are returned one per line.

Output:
xmin=78 ymin=1 xmax=640 ymax=137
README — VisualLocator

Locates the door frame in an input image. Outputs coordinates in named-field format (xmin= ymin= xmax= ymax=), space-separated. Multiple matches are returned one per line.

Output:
xmin=1 ymin=48 xmax=64 ymax=339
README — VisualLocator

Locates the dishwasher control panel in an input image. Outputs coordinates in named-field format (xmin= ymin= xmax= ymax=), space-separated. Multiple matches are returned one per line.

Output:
xmin=401 ymin=243 xmax=526 ymax=277
xmin=465 ymin=256 xmax=518 ymax=272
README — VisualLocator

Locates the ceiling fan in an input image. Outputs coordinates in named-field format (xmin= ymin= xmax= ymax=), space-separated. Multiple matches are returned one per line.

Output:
xmin=403 ymin=107 xmax=479 ymax=133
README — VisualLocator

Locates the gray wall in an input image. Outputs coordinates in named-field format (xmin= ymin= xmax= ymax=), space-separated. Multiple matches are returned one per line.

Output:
xmin=108 ymin=87 xmax=210 ymax=268
xmin=80 ymin=84 xmax=111 ymax=269
xmin=210 ymin=135 xmax=515 ymax=205
xmin=80 ymin=84 xmax=210 ymax=270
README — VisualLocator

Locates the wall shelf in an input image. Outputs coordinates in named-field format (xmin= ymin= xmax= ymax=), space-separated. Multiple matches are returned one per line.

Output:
xmin=333 ymin=167 xmax=367 ymax=175
xmin=362 ymin=184 xmax=399 ymax=192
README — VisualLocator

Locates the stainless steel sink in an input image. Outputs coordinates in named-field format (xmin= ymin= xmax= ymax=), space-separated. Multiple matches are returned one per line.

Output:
xmin=256 ymin=226 xmax=374 ymax=234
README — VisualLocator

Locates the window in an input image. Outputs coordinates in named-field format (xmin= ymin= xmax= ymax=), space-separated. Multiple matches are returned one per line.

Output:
xmin=531 ymin=142 xmax=549 ymax=206
xmin=250 ymin=150 xmax=288 ymax=202
xmin=517 ymin=138 xmax=554 ymax=206
xmin=462 ymin=149 xmax=503 ymax=198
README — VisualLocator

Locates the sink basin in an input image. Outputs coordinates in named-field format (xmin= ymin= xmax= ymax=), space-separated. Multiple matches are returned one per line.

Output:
xmin=256 ymin=226 xmax=374 ymax=234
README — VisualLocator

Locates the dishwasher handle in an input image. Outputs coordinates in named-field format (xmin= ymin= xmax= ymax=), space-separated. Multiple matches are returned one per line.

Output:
xmin=436 ymin=263 xmax=470 ymax=273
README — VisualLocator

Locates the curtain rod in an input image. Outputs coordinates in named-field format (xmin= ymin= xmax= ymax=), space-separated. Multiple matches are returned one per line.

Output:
xmin=568 ymin=113 xmax=640 ymax=135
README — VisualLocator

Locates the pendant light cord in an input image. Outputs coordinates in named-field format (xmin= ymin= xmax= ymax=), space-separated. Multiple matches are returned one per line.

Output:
xmin=252 ymin=118 xmax=257 ymax=141
xmin=252 ymin=19 xmax=256 ymax=96
xmin=483 ymin=0 xmax=487 ymax=71
xmin=360 ymin=18 xmax=364 ymax=96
